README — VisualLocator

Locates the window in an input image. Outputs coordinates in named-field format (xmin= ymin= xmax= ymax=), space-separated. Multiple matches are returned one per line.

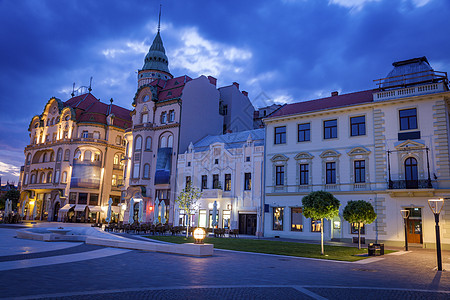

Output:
xmin=160 ymin=136 xmax=167 ymax=148
xmin=141 ymin=113 xmax=148 ymax=123
xmin=399 ymin=108 xmax=417 ymax=130
xmin=354 ymin=160 xmax=365 ymax=183
xmin=114 ymin=154 xmax=119 ymax=165
xmin=82 ymin=131 xmax=88 ymax=138
xmin=350 ymin=116 xmax=366 ymax=136
xmin=30 ymin=174 xmax=36 ymax=184
xmin=116 ymin=136 xmax=121 ymax=145
xmin=274 ymin=126 xmax=286 ymax=144
xmin=223 ymin=210 xmax=231 ymax=229
xmin=326 ymin=162 xmax=336 ymax=184
xmin=161 ymin=112 xmax=167 ymax=124
xmin=246 ymin=156 xmax=250 ymax=162
xmin=298 ymin=123 xmax=310 ymax=142
xmin=199 ymin=209 xmax=207 ymax=228
xmin=54 ymin=171 xmax=60 ymax=183
xmin=69 ymin=192 xmax=77 ymax=204
xmin=351 ymin=223 xmax=365 ymax=234
xmin=224 ymin=174 xmax=231 ymax=191
xmin=112 ymin=174 xmax=117 ymax=186
xmin=78 ymin=193 xmax=88 ymax=205
xmin=168 ymin=135 xmax=173 ymax=148
xmin=311 ymin=218 xmax=322 ymax=232
xmin=214 ymin=159 xmax=219 ymax=165
xmin=94 ymin=153 xmax=101 ymax=162
xmin=61 ymin=171 xmax=67 ymax=183
xmin=133 ymin=163 xmax=140 ymax=179
xmin=300 ymin=164 xmax=309 ymax=185
xmin=42 ymin=153 xmax=47 ymax=163
xmin=93 ymin=131 xmax=100 ymax=139
xmin=187 ymin=162 xmax=191 ymax=167
xmin=201 ymin=175 xmax=207 ymax=190
xmin=57 ymin=149 xmax=62 ymax=161
xmin=244 ymin=173 xmax=251 ymax=190
xmin=169 ymin=110 xmax=175 ymax=122
xmin=324 ymin=119 xmax=337 ymax=139
xmin=405 ymin=157 xmax=418 ymax=185
xmin=89 ymin=194 xmax=99 ymax=206
xmin=185 ymin=176 xmax=191 ymax=189
xmin=64 ymin=150 xmax=70 ymax=161
xmin=26 ymin=154 xmax=31 ymax=165
xmin=273 ymin=207 xmax=284 ymax=231
xmin=145 ymin=137 xmax=152 ymax=150
xmin=212 ymin=174 xmax=219 ymax=189
xmin=135 ymin=136 xmax=142 ymax=151
xmin=275 ymin=166 xmax=284 ymax=186
xmin=291 ymin=208 xmax=303 ymax=231
xmin=84 ymin=150 xmax=92 ymax=161
xmin=40 ymin=172 xmax=45 ymax=183
xmin=143 ymin=164 xmax=150 ymax=179
xmin=47 ymin=172 xmax=52 ymax=183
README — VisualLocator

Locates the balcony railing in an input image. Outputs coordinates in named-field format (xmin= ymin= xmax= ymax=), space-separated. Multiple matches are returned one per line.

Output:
xmin=388 ymin=179 xmax=432 ymax=190
xmin=113 ymin=164 xmax=123 ymax=170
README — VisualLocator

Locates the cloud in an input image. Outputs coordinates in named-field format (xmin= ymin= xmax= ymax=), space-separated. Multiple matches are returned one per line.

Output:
xmin=0 ymin=161 xmax=21 ymax=178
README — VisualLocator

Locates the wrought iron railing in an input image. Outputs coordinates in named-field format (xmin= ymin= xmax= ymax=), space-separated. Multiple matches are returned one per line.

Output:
xmin=388 ymin=179 xmax=432 ymax=189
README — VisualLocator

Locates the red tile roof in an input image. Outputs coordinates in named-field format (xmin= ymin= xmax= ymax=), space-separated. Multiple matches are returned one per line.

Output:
xmin=64 ymin=93 xmax=131 ymax=129
xmin=142 ymin=75 xmax=193 ymax=102
xmin=268 ymin=90 xmax=375 ymax=119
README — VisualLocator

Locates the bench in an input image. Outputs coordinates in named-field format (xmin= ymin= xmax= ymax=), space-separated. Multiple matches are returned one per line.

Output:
xmin=368 ymin=243 xmax=384 ymax=256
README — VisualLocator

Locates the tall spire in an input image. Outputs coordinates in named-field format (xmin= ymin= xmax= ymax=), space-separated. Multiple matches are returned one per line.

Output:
xmin=158 ymin=4 xmax=161 ymax=33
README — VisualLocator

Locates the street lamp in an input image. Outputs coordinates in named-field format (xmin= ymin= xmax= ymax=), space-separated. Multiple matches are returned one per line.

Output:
xmin=193 ymin=227 xmax=206 ymax=244
xmin=400 ymin=209 xmax=410 ymax=251
xmin=428 ymin=198 xmax=445 ymax=271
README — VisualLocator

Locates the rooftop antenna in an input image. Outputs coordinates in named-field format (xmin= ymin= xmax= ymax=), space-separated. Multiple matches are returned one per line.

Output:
xmin=158 ymin=4 xmax=162 ymax=33
xmin=71 ymin=82 xmax=75 ymax=97
xmin=88 ymin=77 xmax=93 ymax=92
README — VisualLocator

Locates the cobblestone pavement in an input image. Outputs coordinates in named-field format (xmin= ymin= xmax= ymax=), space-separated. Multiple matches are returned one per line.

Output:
xmin=1 ymin=226 xmax=450 ymax=299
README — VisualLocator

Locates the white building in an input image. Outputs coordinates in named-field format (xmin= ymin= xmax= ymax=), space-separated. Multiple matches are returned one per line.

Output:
xmin=263 ymin=57 xmax=450 ymax=248
xmin=176 ymin=129 xmax=265 ymax=235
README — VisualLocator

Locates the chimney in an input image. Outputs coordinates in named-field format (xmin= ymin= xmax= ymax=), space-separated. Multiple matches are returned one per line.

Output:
xmin=331 ymin=91 xmax=339 ymax=97
xmin=232 ymin=82 xmax=239 ymax=89
xmin=242 ymin=91 xmax=248 ymax=97
xmin=207 ymin=76 xmax=217 ymax=86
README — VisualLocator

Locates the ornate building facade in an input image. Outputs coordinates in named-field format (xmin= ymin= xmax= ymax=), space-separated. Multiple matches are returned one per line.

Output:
xmin=263 ymin=57 xmax=450 ymax=248
xmin=20 ymin=92 xmax=131 ymax=222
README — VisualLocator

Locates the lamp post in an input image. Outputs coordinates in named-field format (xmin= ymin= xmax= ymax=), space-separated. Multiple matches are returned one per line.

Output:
xmin=428 ymin=198 xmax=445 ymax=271
xmin=400 ymin=209 xmax=410 ymax=251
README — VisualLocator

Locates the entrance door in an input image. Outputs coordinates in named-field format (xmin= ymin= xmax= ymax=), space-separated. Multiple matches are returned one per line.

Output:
xmin=406 ymin=207 xmax=422 ymax=244
xmin=332 ymin=216 xmax=341 ymax=240
xmin=53 ymin=202 xmax=60 ymax=221
xmin=239 ymin=214 xmax=257 ymax=235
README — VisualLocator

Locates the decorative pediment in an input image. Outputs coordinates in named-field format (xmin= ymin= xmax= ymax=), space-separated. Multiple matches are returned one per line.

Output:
xmin=348 ymin=147 xmax=371 ymax=156
xmin=271 ymin=154 xmax=289 ymax=162
xmin=394 ymin=140 xmax=426 ymax=151
xmin=294 ymin=152 xmax=314 ymax=160
xmin=319 ymin=150 xmax=340 ymax=158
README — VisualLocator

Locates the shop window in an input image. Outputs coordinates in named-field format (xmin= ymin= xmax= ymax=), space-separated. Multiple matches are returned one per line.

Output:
xmin=69 ymin=192 xmax=77 ymax=204
xmin=291 ymin=208 xmax=303 ymax=231
xmin=89 ymin=194 xmax=99 ymax=206
xmin=273 ymin=207 xmax=284 ymax=231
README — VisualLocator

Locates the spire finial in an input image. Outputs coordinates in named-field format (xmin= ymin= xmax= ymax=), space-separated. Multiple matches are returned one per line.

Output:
xmin=158 ymin=4 xmax=162 ymax=33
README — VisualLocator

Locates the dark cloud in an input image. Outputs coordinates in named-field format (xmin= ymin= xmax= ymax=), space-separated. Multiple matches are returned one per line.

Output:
xmin=0 ymin=0 xmax=448 ymax=182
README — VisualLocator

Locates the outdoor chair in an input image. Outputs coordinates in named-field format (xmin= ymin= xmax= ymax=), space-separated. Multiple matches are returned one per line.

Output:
xmin=229 ymin=229 xmax=239 ymax=238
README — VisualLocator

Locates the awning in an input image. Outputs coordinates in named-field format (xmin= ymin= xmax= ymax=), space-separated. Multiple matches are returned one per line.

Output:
xmin=111 ymin=206 xmax=120 ymax=213
xmin=88 ymin=206 xmax=102 ymax=213
xmin=74 ymin=205 xmax=87 ymax=212
xmin=59 ymin=204 xmax=75 ymax=212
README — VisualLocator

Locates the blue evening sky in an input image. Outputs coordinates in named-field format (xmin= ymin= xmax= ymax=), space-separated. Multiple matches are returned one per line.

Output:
xmin=0 ymin=0 xmax=449 ymax=183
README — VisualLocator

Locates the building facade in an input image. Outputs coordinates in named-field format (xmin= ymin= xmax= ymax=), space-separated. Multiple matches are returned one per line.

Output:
xmin=263 ymin=57 xmax=450 ymax=248
xmin=122 ymin=28 xmax=255 ymax=224
xmin=175 ymin=129 xmax=265 ymax=235
xmin=20 ymin=92 xmax=131 ymax=222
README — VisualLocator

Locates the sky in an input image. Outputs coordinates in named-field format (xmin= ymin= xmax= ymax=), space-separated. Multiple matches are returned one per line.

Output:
xmin=0 ymin=0 xmax=449 ymax=184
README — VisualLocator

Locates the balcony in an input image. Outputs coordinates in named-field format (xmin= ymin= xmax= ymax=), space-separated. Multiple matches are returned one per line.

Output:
xmin=388 ymin=179 xmax=432 ymax=190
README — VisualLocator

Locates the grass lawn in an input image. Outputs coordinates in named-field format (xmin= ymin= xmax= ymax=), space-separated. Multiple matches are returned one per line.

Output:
xmin=144 ymin=236 xmax=393 ymax=261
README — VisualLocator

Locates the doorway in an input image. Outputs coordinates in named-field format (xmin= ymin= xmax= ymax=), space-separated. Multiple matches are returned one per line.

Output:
xmin=406 ymin=207 xmax=423 ymax=244
xmin=53 ymin=202 xmax=60 ymax=221
xmin=239 ymin=214 xmax=257 ymax=235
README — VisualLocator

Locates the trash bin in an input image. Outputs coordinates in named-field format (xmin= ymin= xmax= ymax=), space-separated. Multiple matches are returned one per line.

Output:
xmin=368 ymin=243 xmax=384 ymax=256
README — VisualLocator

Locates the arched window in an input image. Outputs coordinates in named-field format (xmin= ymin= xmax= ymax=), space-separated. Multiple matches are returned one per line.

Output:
xmin=115 ymin=136 xmax=121 ymax=145
xmin=112 ymin=174 xmax=117 ymax=186
xmin=94 ymin=152 xmax=101 ymax=161
xmin=40 ymin=172 xmax=45 ymax=183
xmin=26 ymin=154 xmax=31 ymax=165
xmin=160 ymin=136 xmax=167 ymax=148
xmin=74 ymin=150 xmax=81 ymax=160
xmin=169 ymin=110 xmax=175 ymax=122
xmin=143 ymin=164 xmax=150 ymax=178
xmin=168 ymin=135 xmax=173 ymax=148
xmin=51 ymin=118 xmax=55 ymax=125
xmin=62 ymin=171 xmax=68 ymax=183
xmin=50 ymin=152 xmax=54 ymax=162
xmin=31 ymin=174 xmax=36 ymax=184
xmin=64 ymin=149 xmax=70 ymax=161
xmin=135 ymin=136 xmax=142 ymax=151
xmin=47 ymin=172 xmax=52 ymax=183
xmin=405 ymin=157 xmax=418 ymax=188
xmin=126 ymin=141 xmax=129 ymax=156
xmin=145 ymin=137 xmax=152 ymax=150
xmin=57 ymin=149 xmax=63 ymax=161
xmin=46 ymin=119 xmax=50 ymax=126
xmin=54 ymin=171 xmax=60 ymax=183
xmin=24 ymin=174 xmax=29 ymax=185
xmin=114 ymin=154 xmax=119 ymax=165
xmin=84 ymin=150 xmax=92 ymax=161
xmin=42 ymin=153 xmax=47 ymax=163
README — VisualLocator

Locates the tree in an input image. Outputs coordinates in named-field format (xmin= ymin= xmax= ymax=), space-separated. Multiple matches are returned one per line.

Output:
xmin=343 ymin=200 xmax=377 ymax=249
xmin=175 ymin=185 xmax=202 ymax=238
xmin=0 ymin=190 xmax=20 ymax=211
xmin=302 ymin=191 xmax=340 ymax=255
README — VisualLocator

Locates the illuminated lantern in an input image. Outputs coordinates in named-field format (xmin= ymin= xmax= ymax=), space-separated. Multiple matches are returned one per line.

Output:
xmin=193 ymin=228 xmax=206 ymax=244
